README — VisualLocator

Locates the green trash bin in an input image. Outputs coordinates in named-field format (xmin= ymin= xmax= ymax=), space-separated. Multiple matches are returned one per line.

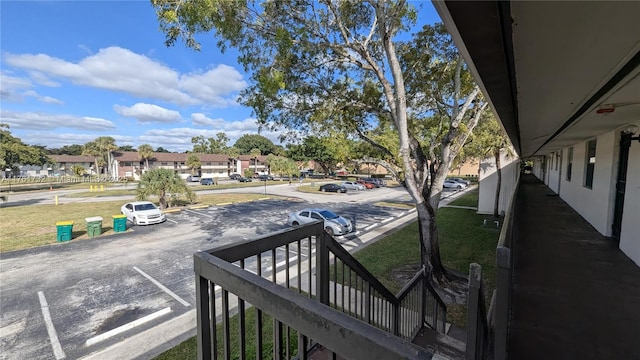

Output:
xmin=113 ymin=214 xmax=127 ymax=233
xmin=85 ymin=216 xmax=103 ymax=237
xmin=55 ymin=221 xmax=74 ymax=242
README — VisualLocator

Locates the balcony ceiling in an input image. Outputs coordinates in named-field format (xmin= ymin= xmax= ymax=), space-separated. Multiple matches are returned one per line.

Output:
xmin=435 ymin=1 xmax=640 ymax=158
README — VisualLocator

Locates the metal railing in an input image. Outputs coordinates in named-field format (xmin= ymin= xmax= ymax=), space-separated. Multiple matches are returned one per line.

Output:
xmin=466 ymin=263 xmax=489 ymax=360
xmin=195 ymin=221 xmax=448 ymax=359
xmin=467 ymin=171 xmax=520 ymax=360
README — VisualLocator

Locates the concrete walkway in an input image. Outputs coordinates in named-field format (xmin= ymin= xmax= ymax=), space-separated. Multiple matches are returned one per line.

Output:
xmin=508 ymin=175 xmax=640 ymax=359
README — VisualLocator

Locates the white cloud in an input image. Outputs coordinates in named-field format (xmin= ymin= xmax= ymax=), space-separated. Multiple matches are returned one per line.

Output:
xmin=191 ymin=113 xmax=226 ymax=127
xmin=19 ymin=132 xmax=133 ymax=149
xmin=180 ymin=65 xmax=246 ymax=106
xmin=0 ymin=110 xmax=115 ymax=131
xmin=113 ymin=103 xmax=182 ymax=123
xmin=4 ymin=47 xmax=247 ymax=107
xmin=1 ymin=71 xmax=62 ymax=104
xmin=22 ymin=90 xmax=63 ymax=105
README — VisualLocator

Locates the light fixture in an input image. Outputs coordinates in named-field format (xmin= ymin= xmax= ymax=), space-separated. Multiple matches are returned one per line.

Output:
xmin=596 ymin=104 xmax=615 ymax=114
xmin=623 ymin=124 xmax=640 ymax=143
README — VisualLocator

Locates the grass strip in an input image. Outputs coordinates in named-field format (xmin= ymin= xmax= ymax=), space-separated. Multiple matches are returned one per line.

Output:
xmin=154 ymin=307 xmax=297 ymax=360
xmin=448 ymin=189 xmax=479 ymax=208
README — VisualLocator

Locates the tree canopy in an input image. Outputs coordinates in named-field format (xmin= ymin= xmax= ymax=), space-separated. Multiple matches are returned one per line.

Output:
xmin=192 ymin=132 xmax=230 ymax=153
xmin=137 ymin=168 xmax=196 ymax=209
xmin=0 ymin=124 xmax=51 ymax=170
xmin=152 ymin=0 xmax=488 ymax=283
xmin=234 ymin=134 xmax=276 ymax=155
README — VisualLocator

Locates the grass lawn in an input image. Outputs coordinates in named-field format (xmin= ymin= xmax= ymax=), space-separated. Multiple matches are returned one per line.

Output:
xmin=448 ymin=188 xmax=479 ymax=207
xmin=155 ymin=307 xmax=297 ymax=360
xmin=0 ymin=193 xmax=285 ymax=253
xmin=153 ymin=191 xmax=497 ymax=358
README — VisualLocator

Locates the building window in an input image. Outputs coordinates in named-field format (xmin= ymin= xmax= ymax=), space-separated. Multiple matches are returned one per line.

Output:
xmin=124 ymin=162 xmax=132 ymax=166
xmin=218 ymin=162 xmax=224 ymax=166
xmin=161 ymin=162 xmax=168 ymax=166
xmin=205 ymin=162 xmax=211 ymax=166
xmin=584 ymin=140 xmax=596 ymax=189
xmin=566 ymin=147 xmax=573 ymax=181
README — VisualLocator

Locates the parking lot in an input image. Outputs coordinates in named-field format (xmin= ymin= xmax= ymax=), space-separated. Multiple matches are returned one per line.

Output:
xmin=0 ymin=185 xmax=424 ymax=359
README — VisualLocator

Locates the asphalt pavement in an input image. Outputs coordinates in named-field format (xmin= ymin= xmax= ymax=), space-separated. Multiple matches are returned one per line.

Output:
xmin=0 ymin=182 xmax=473 ymax=360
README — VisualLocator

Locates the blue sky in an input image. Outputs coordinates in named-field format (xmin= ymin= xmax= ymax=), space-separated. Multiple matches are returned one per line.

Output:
xmin=1 ymin=1 xmax=440 ymax=153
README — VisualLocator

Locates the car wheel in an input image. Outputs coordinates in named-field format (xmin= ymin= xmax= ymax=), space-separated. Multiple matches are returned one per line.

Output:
xmin=457 ymin=185 xmax=462 ymax=189
xmin=325 ymin=227 xmax=334 ymax=237
xmin=321 ymin=188 xmax=326 ymax=192
xmin=132 ymin=217 xmax=137 ymax=225
xmin=292 ymin=221 xmax=299 ymax=226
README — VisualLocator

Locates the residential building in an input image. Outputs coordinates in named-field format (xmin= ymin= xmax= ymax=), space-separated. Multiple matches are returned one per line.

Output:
xmin=111 ymin=152 xmax=240 ymax=180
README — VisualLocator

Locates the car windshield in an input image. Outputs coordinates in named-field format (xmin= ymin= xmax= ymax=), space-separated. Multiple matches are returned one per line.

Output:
xmin=135 ymin=203 xmax=157 ymax=211
xmin=319 ymin=210 xmax=338 ymax=219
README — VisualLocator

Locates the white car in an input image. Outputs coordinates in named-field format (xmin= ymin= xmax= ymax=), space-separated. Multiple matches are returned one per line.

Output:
xmin=120 ymin=201 xmax=166 ymax=225
xmin=340 ymin=181 xmax=366 ymax=191
xmin=443 ymin=180 xmax=467 ymax=190
xmin=287 ymin=208 xmax=353 ymax=237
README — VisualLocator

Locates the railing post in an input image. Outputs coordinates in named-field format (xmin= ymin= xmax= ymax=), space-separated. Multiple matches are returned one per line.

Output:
xmin=195 ymin=274 xmax=212 ymax=360
xmin=365 ymin=283 xmax=372 ymax=324
xmin=466 ymin=263 xmax=482 ymax=360
xmin=316 ymin=229 xmax=330 ymax=305
xmin=494 ymin=246 xmax=511 ymax=360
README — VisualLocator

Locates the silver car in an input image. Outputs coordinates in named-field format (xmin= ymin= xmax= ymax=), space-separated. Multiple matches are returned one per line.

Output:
xmin=340 ymin=181 xmax=366 ymax=191
xmin=120 ymin=201 xmax=166 ymax=225
xmin=287 ymin=208 xmax=353 ymax=236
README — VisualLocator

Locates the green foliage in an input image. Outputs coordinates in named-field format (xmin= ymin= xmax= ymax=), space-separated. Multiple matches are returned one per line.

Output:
xmin=266 ymin=154 xmax=298 ymax=177
xmin=185 ymin=153 xmax=201 ymax=174
xmin=118 ymin=145 xmax=135 ymax=151
xmin=155 ymin=146 xmax=171 ymax=153
xmin=138 ymin=144 xmax=155 ymax=170
xmin=136 ymin=168 xmax=195 ymax=209
xmin=234 ymin=134 xmax=275 ymax=155
xmin=192 ymin=132 xmax=230 ymax=153
xmin=224 ymin=146 xmax=240 ymax=159
xmin=46 ymin=144 xmax=83 ymax=155
xmin=71 ymin=164 xmax=86 ymax=176
xmin=0 ymin=124 xmax=51 ymax=169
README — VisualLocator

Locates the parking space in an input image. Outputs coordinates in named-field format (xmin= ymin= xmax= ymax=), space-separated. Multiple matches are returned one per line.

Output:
xmin=0 ymin=185 xmax=428 ymax=359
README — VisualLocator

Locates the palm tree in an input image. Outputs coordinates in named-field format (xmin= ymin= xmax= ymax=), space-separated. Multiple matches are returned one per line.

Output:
xmin=82 ymin=141 xmax=101 ymax=176
xmin=136 ymin=168 xmax=195 ymax=209
xmin=95 ymin=136 xmax=118 ymax=177
xmin=250 ymin=148 xmax=261 ymax=176
xmin=186 ymin=154 xmax=201 ymax=176
xmin=138 ymin=144 xmax=154 ymax=172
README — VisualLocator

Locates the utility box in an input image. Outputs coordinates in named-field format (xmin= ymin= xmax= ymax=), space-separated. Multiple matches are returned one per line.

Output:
xmin=112 ymin=214 xmax=127 ymax=233
xmin=85 ymin=216 xmax=103 ymax=237
xmin=56 ymin=221 xmax=74 ymax=242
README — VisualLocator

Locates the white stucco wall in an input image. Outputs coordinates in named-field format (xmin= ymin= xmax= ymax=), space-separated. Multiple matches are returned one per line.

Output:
xmin=547 ymin=151 xmax=562 ymax=194
xmin=558 ymin=131 xmax=618 ymax=236
xmin=619 ymin=130 xmax=640 ymax=267
xmin=478 ymin=152 xmax=520 ymax=215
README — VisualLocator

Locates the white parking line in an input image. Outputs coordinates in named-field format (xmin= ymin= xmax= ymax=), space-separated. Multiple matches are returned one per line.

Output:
xmin=184 ymin=209 xmax=214 ymax=219
xmin=38 ymin=291 xmax=66 ymax=360
xmin=133 ymin=267 xmax=191 ymax=307
xmin=166 ymin=218 xmax=178 ymax=224
xmin=85 ymin=307 xmax=172 ymax=346
xmin=364 ymin=223 xmax=378 ymax=231
xmin=381 ymin=217 xmax=393 ymax=224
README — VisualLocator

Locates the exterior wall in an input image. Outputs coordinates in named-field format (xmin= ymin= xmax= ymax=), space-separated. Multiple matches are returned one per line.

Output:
xmin=478 ymin=152 xmax=520 ymax=215
xmin=448 ymin=159 xmax=480 ymax=177
xmin=558 ymin=131 xmax=618 ymax=236
xmin=547 ymin=151 xmax=562 ymax=193
xmin=620 ymin=128 xmax=640 ymax=266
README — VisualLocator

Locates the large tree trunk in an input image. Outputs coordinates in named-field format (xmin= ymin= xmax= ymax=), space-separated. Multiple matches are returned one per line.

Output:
xmin=416 ymin=201 xmax=447 ymax=282
xmin=494 ymin=150 xmax=502 ymax=218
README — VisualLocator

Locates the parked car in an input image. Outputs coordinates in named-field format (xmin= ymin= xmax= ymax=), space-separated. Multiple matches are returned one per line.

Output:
xmin=120 ymin=201 xmax=166 ymax=225
xmin=200 ymin=178 xmax=214 ymax=185
xmin=361 ymin=178 xmax=380 ymax=188
xmin=365 ymin=177 xmax=386 ymax=187
xmin=287 ymin=208 xmax=353 ymax=236
xmin=229 ymin=173 xmax=242 ymax=180
xmin=356 ymin=179 xmax=376 ymax=189
xmin=340 ymin=181 xmax=366 ymax=191
xmin=238 ymin=177 xmax=252 ymax=182
xmin=448 ymin=177 xmax=470 ymax=186
xmin=443 ymin=180 xmax=467 ymax=189
xmin=319 ymin=183 xmax=347 ymax=193
xmin=257 ymin=174 xmax=274 ymax=181
xmin=186 ymin=175 xmax=201 ymax=182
